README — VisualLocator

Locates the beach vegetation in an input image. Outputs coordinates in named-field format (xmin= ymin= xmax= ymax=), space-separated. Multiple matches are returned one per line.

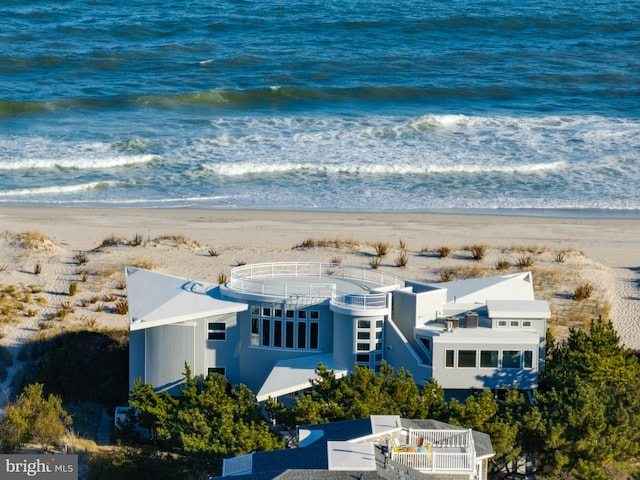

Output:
xmin=132 ymin=233 xmax=144 ymax=246
xmin=0 ymin=264 xmax=7 ymax=272
xmin=495 ymin=259 xmax=510 ymax=270
xmin=208 ymin=248 xmax=220 ymax=257
xmin=17 ymin=231 xmax=54 ymax=250
xmin=331 ymin=255 xmax=342 ymax=264
xmin=56 ymin=301 xmax=75 ymax=320
xmin=79 ymin=316 xmax=98 ymax=329
xmin=516 ymin=255 xmax=534 ymax=269
xmin=369 ymin=256 xmax=381 ymax=269
xmin=96 ymin=303 xmax=105 ymax=312
xmin=395 ymin=251 xmax=409 ymax=267
xmin=372 ymin=241 xmax=390 ymax=257
xmin=398 ymin=238 xmax=407 ymax=251
xmin=34 ymin=262 xmax=42 ymax=275
xmin=554 ymin=250 xmax=567 ymax=263
xmin=437 ymin=246 xmax=451 ymax=258
xmin=440 ymin=270 xmax=454 ymax=282
xmin=469 ymin=244 xmax=487 ymax=261
xmin=236 ymin=259 xmax=247 ymax=266
xmin=75 ymin=251 xmax=89 ymax=265
xmin=100 ymin=234 xmax=127 ymax=248
xmin=574 ymin=281 xmax=594 ymax=301
xmin=151 ymin=234 xmax=200 ymax=249
xmin=114 ymin=299 xmax=128 ymax=315
xmin=69 ymin=282 xmax=78 ymax=296
xmin=102 ymin=293 xmax=116 ymax=302
xmin=130 ymin=258 xmax=157 ymax=270
xmin=217 ymin=272 xmax=228 ymax=284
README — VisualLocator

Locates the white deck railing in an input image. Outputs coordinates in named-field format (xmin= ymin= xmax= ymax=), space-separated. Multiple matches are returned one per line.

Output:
xmin=390 ymin=428 xmax=476 ymax=473
xmin=227 ymin=262 xmax=403 ymax=309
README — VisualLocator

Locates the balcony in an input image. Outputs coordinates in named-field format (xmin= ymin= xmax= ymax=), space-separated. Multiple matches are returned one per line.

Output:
xmin=388 ymin=428 xmax=476 ymax=474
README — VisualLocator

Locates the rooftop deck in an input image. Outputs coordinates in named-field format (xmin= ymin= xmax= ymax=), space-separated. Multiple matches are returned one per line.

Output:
xmin=387 ymin=428 xmax=476 ymax=474
xmin=226 ymin=262 xmax=405 ymax=309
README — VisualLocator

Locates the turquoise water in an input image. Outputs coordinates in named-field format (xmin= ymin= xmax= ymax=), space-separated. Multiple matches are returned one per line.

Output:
xmin=1 ymin=0 xmax=639 ymax=214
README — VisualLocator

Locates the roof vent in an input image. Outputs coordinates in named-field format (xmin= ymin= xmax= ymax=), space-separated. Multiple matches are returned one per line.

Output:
xmin=465 ymin=312 xmax=479 ymax=328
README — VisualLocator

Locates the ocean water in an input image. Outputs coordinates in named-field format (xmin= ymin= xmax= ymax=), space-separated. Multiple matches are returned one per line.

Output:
xmin=1 ymin=0 xmax=639 ymax=216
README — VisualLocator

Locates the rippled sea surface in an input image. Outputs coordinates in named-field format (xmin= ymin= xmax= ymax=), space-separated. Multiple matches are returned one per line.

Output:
xmin=1 ymin=0 xmax=639 ymax=215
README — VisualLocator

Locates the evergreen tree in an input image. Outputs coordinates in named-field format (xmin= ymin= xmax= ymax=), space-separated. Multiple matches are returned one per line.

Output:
xmin=0 ymin=383 xmax=71 ymax=452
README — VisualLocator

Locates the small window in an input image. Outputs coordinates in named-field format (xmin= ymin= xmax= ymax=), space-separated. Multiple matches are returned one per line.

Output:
xmin=524 ymin=350 xmax=533 ymax=369
xmin=251 ymin=305 xmax=259 ymax=315
xmin=285 ymin=309 xmax=295 ymax=318
xmin=357 ymin=331 xmax=370 ymax=340
xmin=357 ymin=320 xmax=370 ymax=329
xmin=498 ymin=320 xmax=507 ymax=327
xmin=445 ymin=350 xmax=455 ymax=368
xmin=510 ymin=320 xmax=519 ymax=327
xmin=503 ymin=350 xmax=521 ymax=369
xmin=458 ymin=350 xmax=476 ymax=368
xmin=375 ymin=352 xmax=383 ymax=362
xmin=375 ymin=331 xmax=383 ymax=339
xmin=357 ymin=342 xmax=369 ymax=351
xmin=274 ymin=308 xmax=283 ymax=318
xmin=419 ymin=337 xmax=431 ymax=351
xmin=375 ymin=342 xmax=383 ymax=351
xmin=298 ymin=310 xmax=307 ymax=319
xmin=522 ymin=320 xmax=532 ymax=327
xmin=356 ymin=353 xmax=370 ymax=363
xmin=310 ymin=311 xmax=319 ymax=319
xmin=480 ymin=350 xmax=499 ymax=368
xmin=263 ymin=307 xmax=271 ymax=317
xmin=208 ymin=322 xmax=226 ymax=341
xmin=376 ymin=320 xmax=383 ymax=328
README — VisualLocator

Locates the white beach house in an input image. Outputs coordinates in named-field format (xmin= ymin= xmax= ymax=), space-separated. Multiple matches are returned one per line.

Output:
xmin=126 ymin=262 xmax=550 ymax=400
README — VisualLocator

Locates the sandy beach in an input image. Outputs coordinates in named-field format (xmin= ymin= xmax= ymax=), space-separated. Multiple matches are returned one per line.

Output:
xmin=1 ymin=207 xmax=639 ymax=391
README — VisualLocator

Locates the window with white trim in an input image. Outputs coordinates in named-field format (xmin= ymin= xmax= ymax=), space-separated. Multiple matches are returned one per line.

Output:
xmin=208 ymin=322 xmax=226 ymax=340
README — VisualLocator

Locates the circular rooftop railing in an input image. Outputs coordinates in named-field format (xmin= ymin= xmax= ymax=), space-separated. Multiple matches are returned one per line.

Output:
xmin=227 ymin=262 xmax=404 ymax=309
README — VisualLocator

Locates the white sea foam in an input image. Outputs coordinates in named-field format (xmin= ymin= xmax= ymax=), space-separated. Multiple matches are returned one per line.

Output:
xmin=0 ymin=181 xmax=113 ymax=197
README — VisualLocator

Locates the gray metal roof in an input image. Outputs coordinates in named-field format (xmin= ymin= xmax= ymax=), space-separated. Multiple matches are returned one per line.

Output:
xmin=125 ymin=267 xmax=247 ymax=331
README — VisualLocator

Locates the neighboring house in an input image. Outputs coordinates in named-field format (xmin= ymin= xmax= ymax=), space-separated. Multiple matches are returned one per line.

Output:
xmin=126 ymin=262 xmax=550 ymax=399
xmin=212 ymin=414 xmax=495 ymax=480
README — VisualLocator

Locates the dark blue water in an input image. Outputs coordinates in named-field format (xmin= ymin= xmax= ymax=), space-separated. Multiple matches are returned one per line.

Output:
xmin=1 ymin=0 xmax=639 ymax=213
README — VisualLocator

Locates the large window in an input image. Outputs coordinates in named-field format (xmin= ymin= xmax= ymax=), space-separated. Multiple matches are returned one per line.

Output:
xmin=503 ymin=350 xmax=521 ymax=368
xmin=480 ymin=350 xmax=499 ymax=368
xmin=458 ymin=350 xmax=476 ymax=368
xmin=251 ymin=305 xmax=319 ymax=351
xmin=208 ymin=322 xmax=226 ymax=341
xmin=445 ymin=348 xmax=535 ymax=370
